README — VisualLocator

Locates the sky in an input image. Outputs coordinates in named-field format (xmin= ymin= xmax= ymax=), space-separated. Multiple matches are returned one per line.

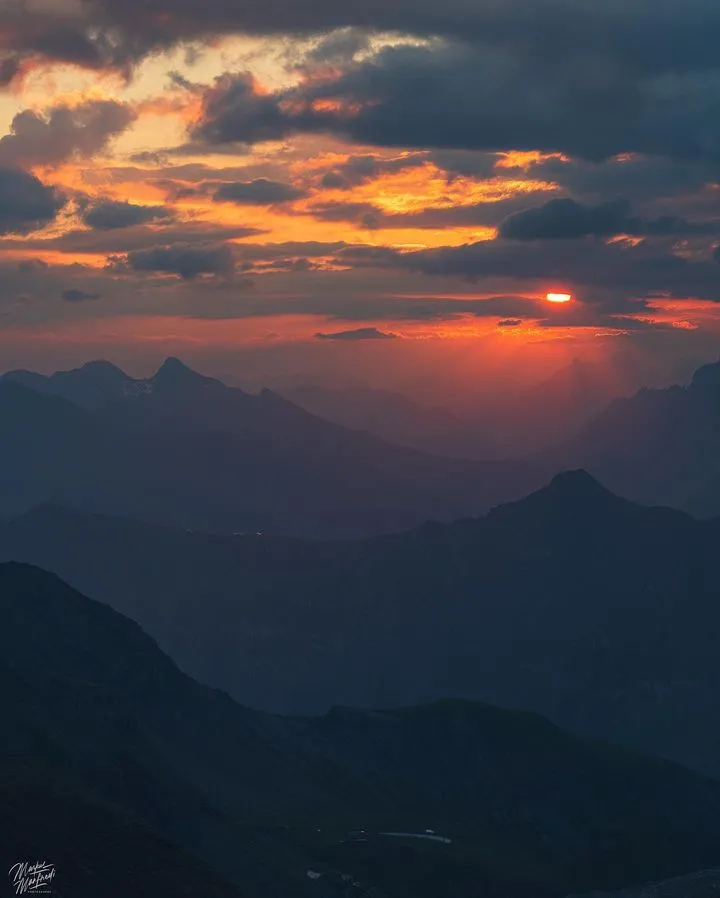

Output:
xmin=0 ymin=0 xmax=719 ymax=396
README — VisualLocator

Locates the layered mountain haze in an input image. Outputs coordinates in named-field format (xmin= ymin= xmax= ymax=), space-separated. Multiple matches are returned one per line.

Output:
xmin=3 ymin=360 xmax=133 ymax=410
xmin=555 ymin=357 xmax=720 ymax=516
xmin=280 ymin=357 xmax=628 ymax=459
xmin=0 ymin=359 xmax=542 ymax=537
xmin=4 ymin=0 xmax=720 ymax=893
xmin=278 ymin=383 xmax=495 ymax=459
xmin=3 ymin=470 xmax=720 ymax=778
xmin=4 ymin=561 xmax=720 ymax=898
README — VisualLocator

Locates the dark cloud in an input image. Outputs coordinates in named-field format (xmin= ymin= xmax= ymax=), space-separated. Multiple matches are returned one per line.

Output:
xmin=0 ymin=223 xmax=264 ymax=255
xmin=315 ymin=327 xmax=399 ymax=341
xmin=213 ymin=179 xmax=306 ymax=205
xmin=61 ymin=289 xmax=102 ymax=302
xmin=501 ymin=199 xmax=634 ymax=240
xmin=304 ymin=194 xmax=554 ymax=230
xmin=192 ymin=41 xmax=720 ymax=163
xmin=400 ymin=238 xmax=720 ymax=301
xmin=242 ymin=290 xmax=656 ymax=332
xmin=241 ymin=257 xmax=318 ymax=273
xmin=308 ymin=293 xmax=545 ymax=323
xmin=268 ymin=258 xmax=314 ymax=272
xmin=82 ymin=199 xmax=174 ymax=230
xmin=428 ymin=150 xmax=500 ymax=181
xmin=193 ymin=73 xmax=296 ymax=144
xmin=500 ymin=198 xmax=720 ymax=240
xmin=17 ymin=259 xmax=49 ymax=272
xmin=518 ymin=155 xmax=717 ymax=202
xmin=129 ymin=150 xmax=171 ymax=166
xmin=167 ymin=71 xmax=204 ymax=93
xmin=306 ymin=200 xmax=383 ymax=229
xmin=497 ymin=318 xmax=522 ymax=328
xmin=113 ymin=244 xmax=236 ymax=280
xmin=0 ymin=56 xmax=22 ymax=86
xmin=320 ymin=153 xmax=426 ymax=189
xmin=0 ymin=168 xmax=65 ymax=235
xmin=7 ymin=0 xmax=720 ymax=84
xmin=234 ymin=240 xmax=348 ymax=261
xmin=0 ymin=101 xmax=135 ymax=169
xmin=153 ymin=180 xmax=203 ymax=201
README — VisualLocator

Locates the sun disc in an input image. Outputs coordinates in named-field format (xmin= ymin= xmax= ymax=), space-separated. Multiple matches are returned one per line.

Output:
xmin=546 ymin=292 xmax=572 ymax=304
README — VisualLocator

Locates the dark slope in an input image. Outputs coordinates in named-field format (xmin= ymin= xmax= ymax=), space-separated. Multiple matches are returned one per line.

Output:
xmin=567 ymin=868 xmax=720 ymax=898
xmin=1 ymin=472 xmax=719 ymax=779
xmin=551 ymin=357 xmax=720 ymax=516
xmin=0 ymin=360 xmax=540 ymax=538
xmin=5 ymin=562 xmax=720 ymax=897
xmin=0 ymin=776 xmax=245 ymax=898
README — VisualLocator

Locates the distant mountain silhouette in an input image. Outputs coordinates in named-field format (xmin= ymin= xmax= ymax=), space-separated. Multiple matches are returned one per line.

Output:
xmin=3 ymin=473 xmax=719 ymax=778
xmin=280 ymin=383 xmax=499 ymax=458
xmin=281 ymin=358 xmax=626 ymax=460
xmin=0 ymin=359 xmax=543 ymax=537
xmin=552 ymin=357 xmax=720 ymax=516
xmin=4 ymin=561 xmax=720 ymax=897
xmin=3 ymin=360 xmax=131 ymax=409
xmin=486 ymin=358 xmax=629 ymax=456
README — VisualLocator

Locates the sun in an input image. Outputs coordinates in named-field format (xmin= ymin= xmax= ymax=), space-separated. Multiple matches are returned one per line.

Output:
xmin=546 ymin=292 xmax=573 ymax=304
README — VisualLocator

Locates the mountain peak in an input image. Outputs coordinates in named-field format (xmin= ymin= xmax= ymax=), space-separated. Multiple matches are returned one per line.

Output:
xmin=156 ymin=357 xmax=196 ymax=377
xmin=489 ymin=469 xmax=625 ymax=524
xmin=152 ymin=358 xmax=223 ymax=391
xmin=71 ymin=360 xmax=129 ymax=382
xmin=690 ymin=358 xmax=720 ymax=393
xmin=547 ymin=468 xmax=609 ymax=498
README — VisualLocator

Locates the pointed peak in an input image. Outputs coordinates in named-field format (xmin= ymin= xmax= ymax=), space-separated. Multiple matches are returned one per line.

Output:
xmin=156 ymin=357 xmax=195 ymax=377
xmin=490 ymin=469 xmax=625 ymax=523
xmin=547 ymin=469 xmax=609 ymax=497
xmin=151 ymin=358 xmax=223 ymax=391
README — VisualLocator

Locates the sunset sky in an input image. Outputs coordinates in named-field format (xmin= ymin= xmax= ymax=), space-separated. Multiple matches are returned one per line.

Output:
xmin=1 ymin=0 xmax=720 ymax=394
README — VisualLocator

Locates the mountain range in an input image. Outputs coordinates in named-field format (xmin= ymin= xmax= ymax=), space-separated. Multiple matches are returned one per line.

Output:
xmin=280 ymin=357 xmax=625 ymax=460
xmin=553 ymin=357 xmax=720 ymax=517
xmin=2 ymin=469 xmax=720 ymax=780
xmin=5 ymin=560 xmax=720 ymax=898
xmin=0 ymin=358 xmax=540 ymax=538
xmin=7 ymin=353 xmax=720 ymax=529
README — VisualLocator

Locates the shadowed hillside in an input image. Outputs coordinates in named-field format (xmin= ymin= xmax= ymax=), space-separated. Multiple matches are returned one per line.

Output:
xmin=4 ymin=562 xmax=720 ymax=897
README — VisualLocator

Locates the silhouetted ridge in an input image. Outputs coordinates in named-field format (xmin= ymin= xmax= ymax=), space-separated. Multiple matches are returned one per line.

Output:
xmin=547 ymin=469 xmax=614 ymax=499
xmin=489 ymin=469 xmax=627 ymax=523
xmin=151 ymin=357 xmax=223 ymax=390
xmin=6 ymin=560 xmax=720 ymax=897
xmin=75 ymin=360 xmax=128 ymax=379
xmin=690 ymin=358 xmax=720 ymax=393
